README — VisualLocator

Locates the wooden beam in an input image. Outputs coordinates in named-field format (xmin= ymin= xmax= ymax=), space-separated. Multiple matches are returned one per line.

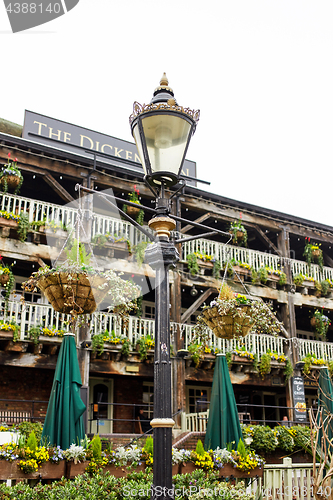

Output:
xmin=43 ymin=173 xmax=75 ymax=203
xmin=181 ymin=213 xmax=213 ymax=234
xmin=180 ymin=287 xmax=217 ymax=323
xmin=252 ymin=224 xmax=281 ymax=255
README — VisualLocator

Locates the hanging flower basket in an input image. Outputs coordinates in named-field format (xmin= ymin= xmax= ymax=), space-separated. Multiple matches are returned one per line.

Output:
xmin=0 ymin=154 xmax=24 ymax=194
xmin=0 ymin=273 xmax=10 ymax=286
xmin=126 ymin=205 xmax=141 ymax=217
xmin=36 ymin=272 xmax=109 ymax=314
xmin=23 ymin=263 xmax=141 ymax=317
xmin=199 ymin=283 xmax=283 ymax=340
xmin=202 ymin=303 xmax=253 ymax=339
xmin=229 ymin=220 xmax=248 ymax=247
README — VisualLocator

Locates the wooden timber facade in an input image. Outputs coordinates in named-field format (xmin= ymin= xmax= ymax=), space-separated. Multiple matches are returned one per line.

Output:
xmin=0 ymin=117 xmax=332 ymax=435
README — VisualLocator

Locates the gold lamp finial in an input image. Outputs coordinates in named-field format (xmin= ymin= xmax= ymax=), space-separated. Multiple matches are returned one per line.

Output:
xmin=160 ymin=73 xmax=169 ymax=86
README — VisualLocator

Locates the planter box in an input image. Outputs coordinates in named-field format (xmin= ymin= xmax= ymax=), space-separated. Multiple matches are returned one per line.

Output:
xmin=0 ymin=218 xmax=18 ymax=229
xmin=0 ymin=460 xmax=66 ymax=480
xmin=219 ymin=463 xmax=263 ymax=478
xmin=0 ymin=329 xmax=14 ymax=340
xmin=179 ymin=462 xmax=262 ymax=478
xmin=66 ymin=460 xmax=89 ymax=479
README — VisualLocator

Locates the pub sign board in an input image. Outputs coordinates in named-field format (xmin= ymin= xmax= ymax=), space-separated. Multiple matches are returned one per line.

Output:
xmin=22 ymin=111 xmax=197 ymax=185
xmin=292 ymin=376 xmax=307 ymax=423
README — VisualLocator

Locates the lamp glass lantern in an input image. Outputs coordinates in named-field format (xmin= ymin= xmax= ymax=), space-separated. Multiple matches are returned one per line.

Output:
xmin=130 ymin=74 xmax=200 ymax=187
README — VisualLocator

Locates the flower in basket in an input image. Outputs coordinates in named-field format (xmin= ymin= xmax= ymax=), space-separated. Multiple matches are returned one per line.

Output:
xmin=229 ymin=220 xmax=248 ymax=247
xmin=199 ymin=283 xmax=283 ymax=340
xmin=303 ymin=238 xmax=324 ymax=271
xmin=0 ymin=153 xmax=24 ymax=194
xmin=122 ymin=185 xmax=145 ymax=225
xmin=0 ymin=258 xmax=15 ymax=304
xmin=310 ymin=309 xmax=331 ymax=339
xmin=22 ymin=257 xmax=140 ymax=324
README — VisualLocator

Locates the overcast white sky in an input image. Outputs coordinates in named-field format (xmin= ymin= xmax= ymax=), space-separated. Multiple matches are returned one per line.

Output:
xmin=1 ymin=1 xmax=333 ymax=227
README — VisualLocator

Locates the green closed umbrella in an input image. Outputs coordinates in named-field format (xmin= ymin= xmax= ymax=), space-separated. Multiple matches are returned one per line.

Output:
xmin=42 ymin=333 xmax=86 ymax=449
xmin=204 ymin=354 xmax=242 ymax=450
xmin=317 ymin=367 xmax=333 ymax=457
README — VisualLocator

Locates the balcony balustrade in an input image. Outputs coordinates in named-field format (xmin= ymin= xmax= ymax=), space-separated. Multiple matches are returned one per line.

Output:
xmin=1 ymin=298 xmax=285 ymax=358
xmin=3 ymin=297 xmax=333 ymax=363
xmin=1 ymin=192 xmax=332 ymax=282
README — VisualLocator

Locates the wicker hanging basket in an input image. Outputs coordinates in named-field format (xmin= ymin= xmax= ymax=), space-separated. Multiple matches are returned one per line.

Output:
xmin=0 ymin=273 xmax=10 ymax=286
xmin=0 ymin=175 xmax=21 ymax=191
xmin=201 ymin=304 xmax=253 ymax=339
xmin=36 ymin=272 xmax=110 ymax=315
xmin=126 ymin=205 xmax=141 ymax=217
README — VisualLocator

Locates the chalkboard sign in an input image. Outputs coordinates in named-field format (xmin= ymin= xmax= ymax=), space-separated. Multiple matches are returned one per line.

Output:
xmin=292 ymin=376 xmax=307 ymax=422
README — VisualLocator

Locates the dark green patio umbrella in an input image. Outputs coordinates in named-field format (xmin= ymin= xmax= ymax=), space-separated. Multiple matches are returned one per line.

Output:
xmin=317 ymin=367 xmax=333 ymax=457
xmin=204 ymin=354 xmax=242 ymax=450
xmin=42 ymin=333 xmax=86 ymax=450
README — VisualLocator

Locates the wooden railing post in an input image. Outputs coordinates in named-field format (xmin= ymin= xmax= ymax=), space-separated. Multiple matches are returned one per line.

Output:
xmin=283 ymin=457 xmax=293 ymax=500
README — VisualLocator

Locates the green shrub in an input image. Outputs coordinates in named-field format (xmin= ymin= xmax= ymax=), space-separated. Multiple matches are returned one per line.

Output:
xmin=143 ymin=436 xmax=153 ymax=456
xmin=195 ymin=439 xmax=205 ymax=456
xmin=251 ymin=425 xmax=277 ymax=453
xmin=18 ymin=421 xmax=43 ymax=444
xmin=26 ymin=430 xmax=37 ymax=451
xmin=90 ymin=434 xmax=102 ymax=461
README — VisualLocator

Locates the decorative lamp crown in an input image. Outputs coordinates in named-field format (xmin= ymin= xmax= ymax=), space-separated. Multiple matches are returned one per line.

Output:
xmin=129 ymin=74 xmax=200 ymax=187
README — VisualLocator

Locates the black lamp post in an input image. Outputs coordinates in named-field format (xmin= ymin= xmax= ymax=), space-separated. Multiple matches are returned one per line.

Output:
xmin=130 ymin=74 xmax=200 ymax=499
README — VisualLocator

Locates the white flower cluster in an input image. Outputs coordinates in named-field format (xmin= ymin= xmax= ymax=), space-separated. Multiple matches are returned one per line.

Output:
xmin=171 ymin=448 xmax=191 ymax=465
xmin=114 ymin=444 xmax=142 ymax=465
xmin=62 ymin=444 xmax=86 ymax=462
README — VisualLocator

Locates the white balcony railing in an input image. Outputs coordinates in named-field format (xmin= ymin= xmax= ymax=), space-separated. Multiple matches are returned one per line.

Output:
xmin=181 ymin=324 xmax=285 ymax=356
xmin=0 ymin=192 xmax=150 ymax=246
xmin=1 ymin=193 xmax=333 ymax=281
xmin=297 ymin=337 xmax=333 ymax=360
xmin=3 ymin=299 xmax=285 ymax=358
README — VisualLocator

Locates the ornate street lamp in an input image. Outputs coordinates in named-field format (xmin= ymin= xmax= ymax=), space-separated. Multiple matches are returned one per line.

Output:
xmin=130 ymin=73 xmax=200 ymax=190
xmin=130 ymin=75 xmax=200 ymax=500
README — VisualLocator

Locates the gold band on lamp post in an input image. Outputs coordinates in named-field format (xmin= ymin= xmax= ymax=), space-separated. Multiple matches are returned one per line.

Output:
xmin=148 ymin=216 xmax=176 ymax=239
xmin=150 ymin=418 xmax=175 ymax=428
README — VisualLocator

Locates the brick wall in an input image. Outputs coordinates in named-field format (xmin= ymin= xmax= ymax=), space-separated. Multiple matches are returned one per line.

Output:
xmin=0 ymin=366 xmax=54 ymax=421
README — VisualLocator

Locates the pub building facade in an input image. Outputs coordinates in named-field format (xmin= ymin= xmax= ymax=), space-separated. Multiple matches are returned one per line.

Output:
xmin=0 ymin=111 xmax=331 ymax=439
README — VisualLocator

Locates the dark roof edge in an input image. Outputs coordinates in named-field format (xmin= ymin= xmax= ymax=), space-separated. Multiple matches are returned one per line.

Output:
xmin=185 ymin=184 xmax=333 ymax=232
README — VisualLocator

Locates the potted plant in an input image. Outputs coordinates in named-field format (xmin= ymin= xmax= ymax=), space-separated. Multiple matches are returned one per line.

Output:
xmin=17 ymin=213 xmax=30 ymax=242
xmin=310 ymin=309 xmax=331 ymax=339
xmin=303 ymin=238 xmax=324 ymax=271
xmin=0 ymin=153 xmax=24 ymax=194
xmin=186 ymin=253 xmax=199 ymax=276
xmin=0 ymin=319 xmax=20 ymax=342
xmin=122 ymin=185 xmax=144 ymax=225
xmin=136 ymin=335 xmax=154 ymax=361
xmin=229 ymin=219 xmax=248 ymax=246
xmin=0 ymin=258 xmax=15 ymax=307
